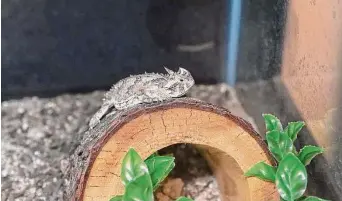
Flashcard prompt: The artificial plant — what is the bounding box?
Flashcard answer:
[245,114,329,201]
[110,148,194,201]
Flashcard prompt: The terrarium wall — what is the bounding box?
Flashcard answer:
[280,0,342,198]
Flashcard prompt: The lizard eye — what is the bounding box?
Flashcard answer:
[180,79,184,82]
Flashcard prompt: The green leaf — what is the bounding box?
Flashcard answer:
[296,197,308,201]
[120,148,149,186]
[276,153,307,201]
[123,173,154,201]
[145,156,175,190]
[266,130,294,162]
[300,196,331,201]
[109,195,123,201]
[244,161,277,182]
[284,121,305,142]
[146,152,159,160]
[263,114,283,131]
[298,146,324,166]
[175,197,194,201]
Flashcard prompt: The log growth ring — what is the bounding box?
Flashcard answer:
[70,98,277,201]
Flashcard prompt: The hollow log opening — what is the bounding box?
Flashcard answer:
[154,143,217,200]
[66,98,278,201]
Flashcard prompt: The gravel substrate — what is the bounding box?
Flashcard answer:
[1,84,257,201]
[1,93,101,201]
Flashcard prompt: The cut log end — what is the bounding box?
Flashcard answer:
[64,98,278,201]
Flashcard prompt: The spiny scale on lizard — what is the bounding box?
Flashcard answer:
[89,67,195,129]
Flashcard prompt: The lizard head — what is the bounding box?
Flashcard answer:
[164,67,195,97]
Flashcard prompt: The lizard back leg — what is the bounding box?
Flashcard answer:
[106,109,118,118]
[89,102,112,129]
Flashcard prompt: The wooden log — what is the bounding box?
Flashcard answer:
[64,98,278,201]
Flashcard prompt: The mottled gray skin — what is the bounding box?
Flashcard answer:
[89,67,195,129]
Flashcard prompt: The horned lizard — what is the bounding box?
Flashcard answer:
[89,67,195,129]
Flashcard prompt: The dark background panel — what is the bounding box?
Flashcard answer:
[1,0,285,100]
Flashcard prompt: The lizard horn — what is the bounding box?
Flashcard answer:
[177,67,190,76]
[164,66,175,75]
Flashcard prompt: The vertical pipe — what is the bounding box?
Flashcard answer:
[225,0,242,86]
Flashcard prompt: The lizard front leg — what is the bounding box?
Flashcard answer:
[89,102,113,129]
[144,87,171,102]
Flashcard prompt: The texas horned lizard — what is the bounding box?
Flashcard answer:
[89,67,195,129]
